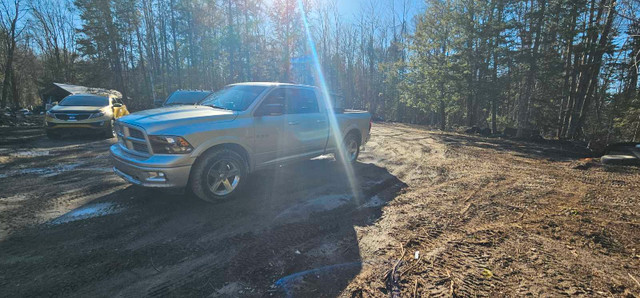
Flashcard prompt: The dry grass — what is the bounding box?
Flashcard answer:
[348,123,640,297]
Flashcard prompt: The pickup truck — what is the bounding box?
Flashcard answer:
[110,82,371,202]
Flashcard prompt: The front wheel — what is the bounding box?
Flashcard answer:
[189,148,248,202]
[103,119,115,139]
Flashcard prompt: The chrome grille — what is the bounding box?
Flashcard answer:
[116,123,151,156]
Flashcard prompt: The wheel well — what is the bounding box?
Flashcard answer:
[196,143,250,168]
[346,129,362,144]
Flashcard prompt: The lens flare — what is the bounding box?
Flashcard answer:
[297,0,361,203]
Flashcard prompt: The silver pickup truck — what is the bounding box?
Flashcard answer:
[110,82,371,202]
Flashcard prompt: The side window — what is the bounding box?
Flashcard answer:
[286,88,319,114]
[256,88,285,116]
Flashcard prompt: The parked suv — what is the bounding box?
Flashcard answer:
[45,94,129,139]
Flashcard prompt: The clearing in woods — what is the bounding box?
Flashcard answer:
[0,123,639,296]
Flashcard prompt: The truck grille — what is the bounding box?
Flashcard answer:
[116,123,151,156]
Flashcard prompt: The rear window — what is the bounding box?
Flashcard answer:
[286,88,319,114]
[59,95,109,107]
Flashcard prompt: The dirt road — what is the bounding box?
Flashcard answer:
[1,123,639,297]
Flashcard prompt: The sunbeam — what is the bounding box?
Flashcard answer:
[296,0,362,204]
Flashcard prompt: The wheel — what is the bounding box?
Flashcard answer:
[336,133,360,164]
[190,148,248,202]
[103,119,115,138]
[46,130,60,139]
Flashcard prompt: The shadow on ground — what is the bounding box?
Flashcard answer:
[435,132,592,161]
[0,158,404,297]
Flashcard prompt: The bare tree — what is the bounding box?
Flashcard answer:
[0,0,26,108]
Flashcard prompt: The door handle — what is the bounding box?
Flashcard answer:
[288,121,300,125]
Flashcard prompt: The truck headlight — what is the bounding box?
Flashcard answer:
[149,135,193,154]
[89,112,105,119]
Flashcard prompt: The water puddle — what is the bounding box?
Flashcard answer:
[274,194,352,224]
[9,150,50,157]
[50,202,122,225]
[0,194,29,202]
[0,163,84,179]
[360,194,386,208]
[273,262,362,297]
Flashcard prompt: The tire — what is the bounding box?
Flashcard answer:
[103,119,115,139]
[46,130,60,140]
[335,132,361,164]
[190,148,248,202]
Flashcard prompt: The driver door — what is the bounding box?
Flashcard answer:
[252,88,287,167]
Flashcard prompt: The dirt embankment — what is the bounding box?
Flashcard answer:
[348,124,640,297]
[0,123,639,297]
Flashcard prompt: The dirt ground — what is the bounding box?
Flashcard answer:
[0,123,639,297]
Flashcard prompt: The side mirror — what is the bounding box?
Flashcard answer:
[112,103,123,108]
[255,104,284,117]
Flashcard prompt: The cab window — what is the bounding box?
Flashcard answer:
[286,88,319,114]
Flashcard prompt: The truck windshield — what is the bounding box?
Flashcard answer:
[164,90,213,106]
[199,85,267,111]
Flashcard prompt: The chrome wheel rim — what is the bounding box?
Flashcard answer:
[206,159,241,196]
[346,138,358,161]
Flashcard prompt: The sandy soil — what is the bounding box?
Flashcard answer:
[0,123,638,297]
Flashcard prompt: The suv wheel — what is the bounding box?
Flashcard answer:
[190,148,248,202]
[104,119,115,138]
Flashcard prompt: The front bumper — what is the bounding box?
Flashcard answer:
[45,116,110,131]
[110,144,192,188]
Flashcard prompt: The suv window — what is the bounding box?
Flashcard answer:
[286,88,319,114]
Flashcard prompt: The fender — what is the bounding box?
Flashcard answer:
[191,135,255,169]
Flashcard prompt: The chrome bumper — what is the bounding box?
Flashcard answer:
[110,145,192,188]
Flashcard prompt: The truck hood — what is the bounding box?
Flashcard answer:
[118,105,236,134]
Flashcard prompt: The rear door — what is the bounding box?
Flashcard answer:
[284,87,328,157]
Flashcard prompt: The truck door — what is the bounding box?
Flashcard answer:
[252,88,287,166]
[284,88,329,157]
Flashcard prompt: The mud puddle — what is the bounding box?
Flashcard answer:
[49,202,123,225]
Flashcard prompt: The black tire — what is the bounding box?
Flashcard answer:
[189,148,248,203]
[335,132,361,164]
[103,119,115,139]
[46,130,60,140]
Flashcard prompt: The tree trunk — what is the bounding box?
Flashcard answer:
[0,1,20,108]
[516,0,546,138]
[566,0,616,139]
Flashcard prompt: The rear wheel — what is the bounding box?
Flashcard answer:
[336,133,360,164]
[190,148,248,202]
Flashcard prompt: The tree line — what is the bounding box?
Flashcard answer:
[0,0,639,142]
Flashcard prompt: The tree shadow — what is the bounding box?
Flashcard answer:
[435,132,592,161]
[0,158,404,297]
